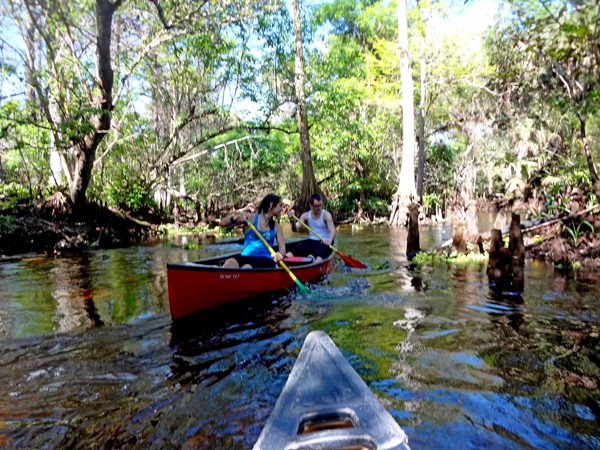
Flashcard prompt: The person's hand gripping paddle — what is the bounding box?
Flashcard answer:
[289,212,367,269]
[245,218,312,294]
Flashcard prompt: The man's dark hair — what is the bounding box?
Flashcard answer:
[309,194,322,205]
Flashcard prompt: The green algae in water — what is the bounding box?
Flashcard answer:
[310,304,407,381]
[370,261,392,270]
[413,249,488,264]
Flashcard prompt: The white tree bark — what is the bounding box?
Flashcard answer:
[390,0,416,227]
[397,0,416,200]
[417,49,425,199]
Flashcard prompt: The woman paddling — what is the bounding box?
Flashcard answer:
[219,194,286,269]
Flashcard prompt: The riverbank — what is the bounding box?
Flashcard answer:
[3,194,600,270]
[0,193,160,257]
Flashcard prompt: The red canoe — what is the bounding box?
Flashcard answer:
[167,240,335,319]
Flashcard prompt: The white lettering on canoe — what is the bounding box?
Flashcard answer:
[220,274,241,279]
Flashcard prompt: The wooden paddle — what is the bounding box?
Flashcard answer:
[245,219,311,294]
[292,215,367,269]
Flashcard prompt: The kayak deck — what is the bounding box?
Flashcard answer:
[253,330,410,450]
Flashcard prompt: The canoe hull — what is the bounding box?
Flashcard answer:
[167,241,334,319]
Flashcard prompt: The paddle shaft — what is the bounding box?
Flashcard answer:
[291,214,367,268]
[245,219,309,292]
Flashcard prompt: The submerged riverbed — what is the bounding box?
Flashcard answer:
[0,222,599,449]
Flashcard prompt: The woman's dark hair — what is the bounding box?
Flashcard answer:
[258,194,281,228]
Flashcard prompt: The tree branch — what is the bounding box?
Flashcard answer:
[156,107,219,160]
[538,0,561,26]
[112,30,185,107]
[148,0,210,30]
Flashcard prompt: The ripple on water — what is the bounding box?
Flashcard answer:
[0,225,599,449]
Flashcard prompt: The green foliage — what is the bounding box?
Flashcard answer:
[586,193,597,209]
[1,0,597,225]
[564,220,594,248]
[363,196,389,215]
[484,0,600,207]
[157,224,212,236]
[324,197,357,216]
[0,182,30,202]
[422,192,442,212]
[104,179,156,212]
[0,215,15,234]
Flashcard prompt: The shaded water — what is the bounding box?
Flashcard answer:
[0,221,599,449]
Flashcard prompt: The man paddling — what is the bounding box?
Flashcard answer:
[286,194,336,263]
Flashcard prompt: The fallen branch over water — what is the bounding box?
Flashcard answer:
[110,209,151,227]
[516,204,600,234]
[425,204,600,252]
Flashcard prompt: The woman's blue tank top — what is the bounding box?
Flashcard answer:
[241,214,276,258]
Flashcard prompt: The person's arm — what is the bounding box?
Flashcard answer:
[298,212,310,231]
[288,210,308,232]
[287,209,298,232]
[274,224,285,262]
[323,211,336,246]
[219,211,249,229]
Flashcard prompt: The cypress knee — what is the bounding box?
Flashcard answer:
[477,235,484,253]
[487,229,510,279]
[173,202,180,229]
[494,208,508,229]
[452,221,467,253]
[465,200,479,243]
[489,229,503,255]
[508,213,525,262]
[407,203,421,257]
[552,235,568,266]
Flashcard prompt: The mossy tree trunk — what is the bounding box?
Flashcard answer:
[390,0,416,227]
[290,0,322,213]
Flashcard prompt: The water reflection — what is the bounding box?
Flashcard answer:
[0,222,599,449]
[169,297,294,386]
[487,286,525,332]
[51,255,104,331]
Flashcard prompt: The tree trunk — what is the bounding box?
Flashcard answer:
[494,207,508,229]
[508,212,525,262]
[465,199,479,243]
[23,11,36,112]
[290,0,322,212]
[489,229,503,255]
[417,50,425,199]
[552,235,568,265]
[407,203,420,257]
[579,118,600,201]
[358,185,365,218]
[487,229,509,279]
[179,165,186,196]
[70,0,120,209]
[390,0,416,226]
[452,221,467,253]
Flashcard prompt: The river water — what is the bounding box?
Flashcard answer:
[0,219,599,449]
